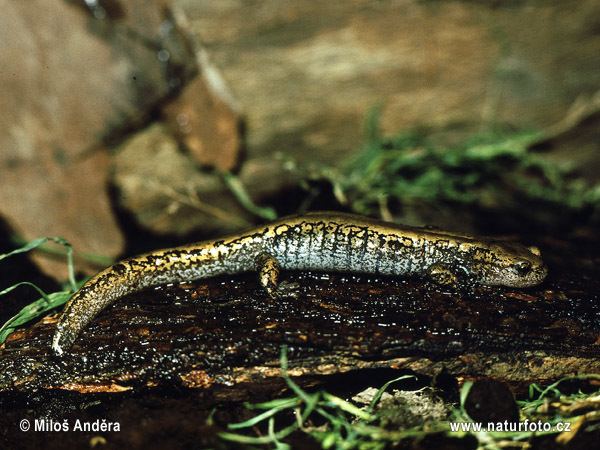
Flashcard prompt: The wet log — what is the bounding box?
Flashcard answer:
[0,237,598,394]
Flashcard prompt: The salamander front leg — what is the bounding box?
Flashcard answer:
[255,253,300,299]
[427,263,477,295]
[427,263,459,286]
[256,253,280,298]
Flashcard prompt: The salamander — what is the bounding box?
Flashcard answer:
[51,211,547,355]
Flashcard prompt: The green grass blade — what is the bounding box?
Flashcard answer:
[322,392,374,421]
[279,346,317,406]
[0,281,52,302]
[51,237,76,292]
[368,374,416,411]
[221,171,278,220]
[536,374,600,400]
[247,396,299,410]
[0,237,50,262]
[0,236,81,343]
[1,236,77,292]
[219,421,299,445]
[10,235,113,269]
[0,290,71,343]
[269,417,292,450]
[228,401,299,430]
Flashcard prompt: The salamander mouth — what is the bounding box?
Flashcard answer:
[533,265,548,284]
[484,263,547,287]
[511,264,548,287]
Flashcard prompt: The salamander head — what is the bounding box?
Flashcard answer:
[474,242,547,288]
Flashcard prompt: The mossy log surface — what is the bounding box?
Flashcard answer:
[0,237,598,394]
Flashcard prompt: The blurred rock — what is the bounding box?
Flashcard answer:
[163,49,243,171]
[377,388,450,429]
[0,0,241,277]
[4,0,597,270]
[174,0,600,188]
[463,379,520,423]
[533,91,600,184]
[109,0,600,239]
[113,124,282,236]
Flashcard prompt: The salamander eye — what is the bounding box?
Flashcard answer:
[513,261,532,275]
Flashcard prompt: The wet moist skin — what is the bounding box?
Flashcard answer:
[52,212,547,355]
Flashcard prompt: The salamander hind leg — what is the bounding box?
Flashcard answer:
[255,253,300,299]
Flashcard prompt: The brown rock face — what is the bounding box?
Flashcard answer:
[2,0,598,273]
[173,0,600,176]
[0,0,131,276]
[112,0,600,236]
[181,0,600,154]
[0,0,241,276]
[162,52,243,171]
[112,124,282,236]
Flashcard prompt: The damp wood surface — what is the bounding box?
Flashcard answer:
[0,236,598,394]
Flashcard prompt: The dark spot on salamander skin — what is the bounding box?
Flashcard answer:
[386,239,404,252]
[103,272,120,283]
[112,263,127,275]
[123,258,143,270]
[163,250,182,258]
[345,227,354,268]
[143,254,160,266]
[331,222,342,257]
[360,226,370,260]
[434,239,450,249]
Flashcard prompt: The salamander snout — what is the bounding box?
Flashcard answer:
[506,258,548,287]
[481,243,548,287]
